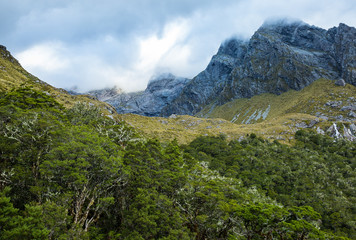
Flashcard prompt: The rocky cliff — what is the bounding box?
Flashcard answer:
[88,73,190,116]
[162,20,356,116]
[161,39,248,116]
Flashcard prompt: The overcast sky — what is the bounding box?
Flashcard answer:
[1,0,356,92]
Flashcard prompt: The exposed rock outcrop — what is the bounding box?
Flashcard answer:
[326,123,356,141]
[87,86,124,101]
[161,39,248,115]
[1,45,21,65]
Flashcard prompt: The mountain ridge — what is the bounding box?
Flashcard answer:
[89,20,356,118]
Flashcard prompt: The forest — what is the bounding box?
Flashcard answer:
[0,87,355,239]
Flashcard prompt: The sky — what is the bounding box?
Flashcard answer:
[1,0,356,92]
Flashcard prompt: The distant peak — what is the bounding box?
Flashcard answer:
[337,22,354,31]
[259,18,307,31]
[0,44,21,65]
[220,38,247,48]
[149,73,176,83]
[218,38,248,56]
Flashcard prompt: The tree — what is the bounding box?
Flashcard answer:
[117,139,192,239]
[0,87,63,206]
[0,188,49,240]
[40,125,125,231]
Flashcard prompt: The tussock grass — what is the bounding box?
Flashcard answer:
[120,113,321,144]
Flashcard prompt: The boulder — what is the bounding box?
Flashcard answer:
[335,79,346,86]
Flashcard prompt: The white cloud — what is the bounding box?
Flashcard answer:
[134,19,191,78]
[15,19,192,92]
[16,42,69,71]
[16,41,125,92]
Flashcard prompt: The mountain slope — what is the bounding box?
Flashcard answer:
[162,20,356,116]
[0,45,116,115]
[121,79,356,144]
[197,79,356,124]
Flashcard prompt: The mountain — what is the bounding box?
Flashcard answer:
[87,20,355,118]
[162,20,356,116]
[87,73,190,116]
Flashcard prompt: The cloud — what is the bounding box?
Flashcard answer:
[16,42,69,72]
[135,19,190,71]
[1,0,356,92]
[14,19,193,92]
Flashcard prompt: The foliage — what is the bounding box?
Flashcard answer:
[184,133,355,238]
[0,87,354,239]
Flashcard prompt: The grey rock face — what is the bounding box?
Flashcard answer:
[162,39,248,115]
[350,123,356,134]
[327,23,356,86]
[340,104,356,111]
[88,73,190,117]
[162,20,356,116]
[325,122,356,141]
[327,123,343,139]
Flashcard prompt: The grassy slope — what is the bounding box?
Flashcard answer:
[0,46,116,115]
[197,79,356,124]
[122,79,356,144]
[120,113,319,144]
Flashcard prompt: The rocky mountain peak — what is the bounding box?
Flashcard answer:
[258,18,307,33]
[217,38,248,57]
[86,86,124,102]
[86,20,356,118]
[146,73,189,94]
[255,19,331,52]
[161,20,356,117]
